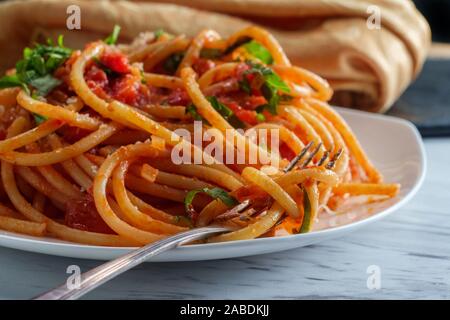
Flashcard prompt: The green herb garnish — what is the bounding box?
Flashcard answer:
[57,35,65,48]
[243,40,273,65]
[104,25,121,45]
[0,75,26,92]
[186,97,245,128]
[186,103,204,121]
[154,28,165,40]
[92,57,114,76]
[140,70,147,84]
[173,215,194,228]
[240,61,290,115]
[184,187,238,215]
[206,96,245,129]
[0,36,72,96]
[238,77,252,94]
[255,112,266,122]
[299,188,312,233]
[259,83,280,115]
[29,74,62,97]
[33,113,48,125]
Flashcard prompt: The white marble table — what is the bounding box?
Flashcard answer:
[0,138,448,300]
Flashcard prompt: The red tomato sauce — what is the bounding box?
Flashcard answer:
[84,49,192,108]
[0,129,6,141]
[279,143,296,161]
[213,63,269,126]
[65,193,115,234]
[192,58,215,76]
[100,50,130,74]
[165,88,191,106]
[59,126,90,144]
[84,49,148,106]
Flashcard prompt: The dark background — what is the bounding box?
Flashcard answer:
[413,0,450,43]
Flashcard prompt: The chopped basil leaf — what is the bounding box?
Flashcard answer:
[154,28,165,39]
[187,97,246,128]
[45,53,65,71]
[93,57,115,76]
[33,113,48,125]
[299,188,312,233]
[245,61,273,76]
[29,74,62,96]
[204,187,238,206]
[30,54,46,75]
[242,61,291,115]
[184,190,199,211]
[163,52,184,74]
[173,215,194,228]
[185,103,213,126]
[186,103,204,121]
[245,61,290,93]
[104,25,121,45]
[140,70,147,84]
[207,96,232,118]
[21,70,37,83]
[256,112,266,122]
[0,36,71,96]
[0,74,25,90]
[184,187,238,214]
[255,85,279,115]
[264,72,290,94]
[207,96,245,129]
[57,35,65,48]
[238,78,251,94]
[243,40,273,65]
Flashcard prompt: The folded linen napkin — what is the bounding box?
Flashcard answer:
[135,0,431,112]
[0,0,431,112]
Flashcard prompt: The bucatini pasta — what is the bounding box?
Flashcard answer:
[0,25,399,246]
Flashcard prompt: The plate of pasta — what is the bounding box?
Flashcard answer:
[0,26,425,261]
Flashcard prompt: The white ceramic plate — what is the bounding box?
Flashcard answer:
[0,108,426,261]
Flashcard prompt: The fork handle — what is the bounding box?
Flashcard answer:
[33,226,229,300]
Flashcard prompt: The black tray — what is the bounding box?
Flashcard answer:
[387,59,450,137]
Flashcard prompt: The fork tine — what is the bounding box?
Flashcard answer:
[283,141,313,173]
[326,148,343,170]
[301,142,322,168]
[215,207,257,222]
[219,199,252,218]
[220,142,316,219]
[317,150,330,167]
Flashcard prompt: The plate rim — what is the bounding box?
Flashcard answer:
[0,108,427,258]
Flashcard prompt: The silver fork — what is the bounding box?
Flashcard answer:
[33,226,231,300]
[34,142,341,300]
[216,142,342,219]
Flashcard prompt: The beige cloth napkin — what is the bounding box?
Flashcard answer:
[0,0,431,112]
